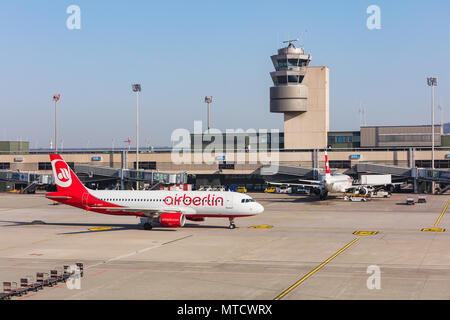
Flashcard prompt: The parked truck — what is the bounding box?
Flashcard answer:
[360,174,392,185]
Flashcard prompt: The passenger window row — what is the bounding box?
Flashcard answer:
[99,198,162,202]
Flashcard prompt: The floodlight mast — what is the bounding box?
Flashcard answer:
[427,77,438,193]
[204,96,213,131]
[132,84,141,190]
[52,94,61,154]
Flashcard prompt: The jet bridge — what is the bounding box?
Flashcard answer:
[260,164,315,179]
[0,170,52,193]
[74,163,187,189]
[355,162,450,194]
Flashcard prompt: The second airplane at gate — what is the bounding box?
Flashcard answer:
[46,154,264,230]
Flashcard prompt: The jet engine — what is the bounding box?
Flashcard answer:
[358,187,369,195]
[159,212,186,227]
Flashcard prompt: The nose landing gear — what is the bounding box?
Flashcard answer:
[228,218,236,229]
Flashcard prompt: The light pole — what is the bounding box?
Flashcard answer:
[204,96,213,132]
[132,84,141,190]
[427,77,438,193]
[52,94,61,154]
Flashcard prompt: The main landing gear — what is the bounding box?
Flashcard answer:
[140,217,153,230]
[228,218,236,229]
[319,190,328,200]
[143,223,153,230]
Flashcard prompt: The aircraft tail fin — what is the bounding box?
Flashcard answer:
[49,154,87,194]
[324,151,331,179]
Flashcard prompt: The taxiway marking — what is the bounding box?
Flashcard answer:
[434,199,450,227]
[249,225,273,229]
[85,234,193,269]
[274,237,360,300]
[0,246,16,252]
[31,239,52,244]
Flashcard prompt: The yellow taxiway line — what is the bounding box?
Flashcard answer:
[435,199,450,227]
[274,237,360,300]
[0,246,16,252]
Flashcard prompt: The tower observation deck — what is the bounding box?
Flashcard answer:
[270,40,312,112]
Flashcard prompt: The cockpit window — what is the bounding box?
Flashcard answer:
[241,199,255,203]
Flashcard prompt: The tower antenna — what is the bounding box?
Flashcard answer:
[282,38,299,47]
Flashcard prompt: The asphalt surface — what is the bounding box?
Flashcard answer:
[0,191,449,300]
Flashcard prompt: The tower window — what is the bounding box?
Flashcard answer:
[277,59,309,68]
[276,75,303,84]
[287,75,302,83]
[277,76,287,84]
[277,59,287,67]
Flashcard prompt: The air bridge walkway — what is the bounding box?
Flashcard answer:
[0,171,52,193]
[73,164,187,188]
[0,164,187,192]
[355,163,450,183]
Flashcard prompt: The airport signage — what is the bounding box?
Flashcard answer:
[445,154,450,159]
[14,157,24,162]
[219,162,234,170]
[216,155,226,161]
[91,156,102,161]
[349,154,361,159]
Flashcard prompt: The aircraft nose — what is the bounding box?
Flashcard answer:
[255,203,264,214]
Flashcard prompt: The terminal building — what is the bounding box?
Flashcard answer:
[0,41,449,192]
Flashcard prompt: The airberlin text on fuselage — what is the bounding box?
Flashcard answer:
[164,194,224,206]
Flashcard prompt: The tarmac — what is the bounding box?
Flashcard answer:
[0,191,449,300]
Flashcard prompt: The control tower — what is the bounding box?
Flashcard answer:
[270,40,329,149]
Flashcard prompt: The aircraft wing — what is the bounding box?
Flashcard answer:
[266,181,320,188]
[297,179,322,185]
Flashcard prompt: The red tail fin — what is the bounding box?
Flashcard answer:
[324,151,331,177]
[50,154,87,195]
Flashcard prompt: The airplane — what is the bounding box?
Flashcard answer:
[45,154,264,230]
[266,152,401,200]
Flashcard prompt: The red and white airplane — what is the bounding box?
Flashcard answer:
[45,154,264,230]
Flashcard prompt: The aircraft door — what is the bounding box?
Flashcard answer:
[226,194,233,209]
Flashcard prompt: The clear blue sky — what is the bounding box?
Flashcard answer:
[1,0,449,148]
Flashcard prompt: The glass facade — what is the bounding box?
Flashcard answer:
[379,134,437,143]
[191,132,284,151]
[134,161,156,170]
[277,59,309,68]
[416,160,450,169]
[0,162,10,169]
[327,131,361,148]
[276,75,304,84]
[329,160,351,169]
[38,162,52,170]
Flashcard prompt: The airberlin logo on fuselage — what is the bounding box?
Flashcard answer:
[164,194,224,207]
[52,159,72,188]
